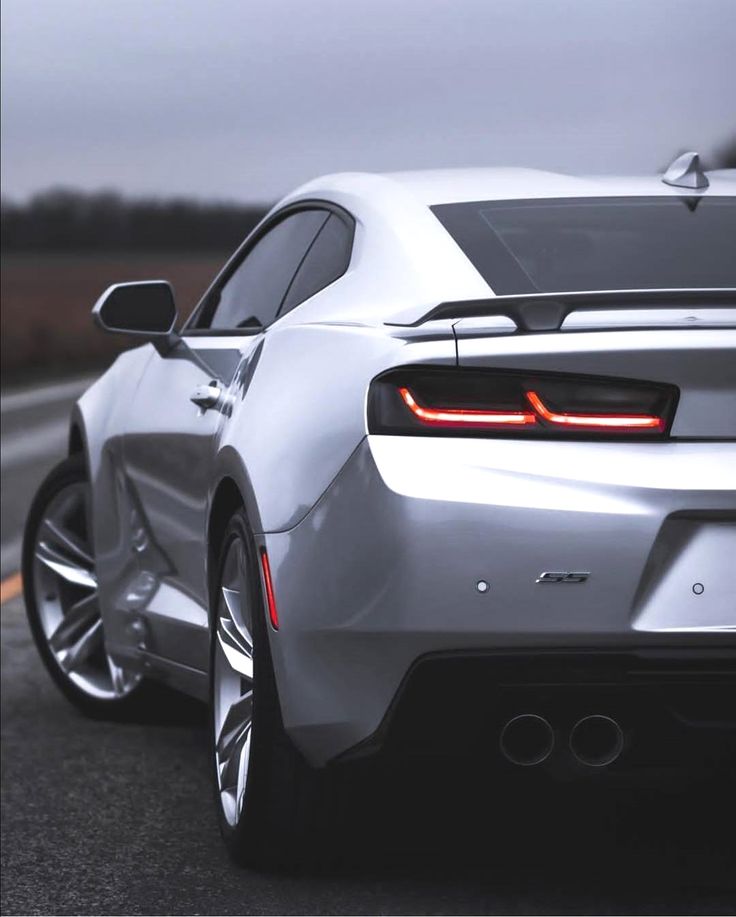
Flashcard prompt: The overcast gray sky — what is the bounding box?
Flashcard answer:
[1,0,734,203]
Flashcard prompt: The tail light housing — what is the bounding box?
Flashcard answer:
[368,368,678,439]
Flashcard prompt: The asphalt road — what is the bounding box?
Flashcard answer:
[2,377,735,915]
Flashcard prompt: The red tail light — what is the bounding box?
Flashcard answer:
[399,386,537,427]
[368,368,677,439]
[525,391,664,431]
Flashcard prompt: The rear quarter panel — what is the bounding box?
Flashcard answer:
[213,321,457,534]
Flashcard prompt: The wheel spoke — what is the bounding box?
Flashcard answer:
[33,475,141,701]
[217,690,253,762]
[219,720,251,791]
[217,616,253,679]
[41,518,93,567]
[48,592,99,653]
[217,582,253,679]
[221,584,240,617]
[214,538,257,825]
[36,540,97,590]
[236,729,252,816]
[57,617,103,673]
[221,587,253,649]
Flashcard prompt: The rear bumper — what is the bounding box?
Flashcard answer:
[341,649,736,773]
[264,436,736,766]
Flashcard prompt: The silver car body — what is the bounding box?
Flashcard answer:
[70,168,736,765]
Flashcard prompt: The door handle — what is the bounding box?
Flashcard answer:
[190,382,222,411]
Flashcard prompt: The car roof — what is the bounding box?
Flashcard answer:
[272,165,736,328]
[290,166,736,207]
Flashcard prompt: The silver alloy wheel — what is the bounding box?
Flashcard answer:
[213,537,255,827]
[33,481,140,700]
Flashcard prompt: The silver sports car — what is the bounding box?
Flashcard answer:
[24,153,736,866]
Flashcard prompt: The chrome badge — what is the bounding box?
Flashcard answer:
[536,571,590,584]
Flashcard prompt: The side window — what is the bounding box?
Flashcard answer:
[278,214,353,318]
[207,210,328,329]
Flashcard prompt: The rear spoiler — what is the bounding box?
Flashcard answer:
[386,289,736,333]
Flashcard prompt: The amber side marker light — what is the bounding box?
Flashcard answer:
[398,386,537,427]
[259,549,279,630]
[525,391,664,430]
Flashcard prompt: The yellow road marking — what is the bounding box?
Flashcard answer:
[0,572,23,604]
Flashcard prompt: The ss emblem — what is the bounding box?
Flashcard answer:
[536,571,590,584]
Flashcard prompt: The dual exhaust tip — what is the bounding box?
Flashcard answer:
[499,713,624,767]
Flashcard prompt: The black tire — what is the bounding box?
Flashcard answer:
[23,454,150,719]
[211,509,344,869]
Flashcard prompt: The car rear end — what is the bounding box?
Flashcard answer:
[363,321,736,771]
[271,186,736,777]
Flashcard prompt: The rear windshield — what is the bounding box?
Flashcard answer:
[431,196,736,294]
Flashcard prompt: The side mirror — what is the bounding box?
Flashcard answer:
[93,281,179,354]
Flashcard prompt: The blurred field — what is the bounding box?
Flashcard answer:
[0,252,226,380]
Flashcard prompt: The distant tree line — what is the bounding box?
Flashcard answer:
[1,188,270,252]
[3,138,734,253]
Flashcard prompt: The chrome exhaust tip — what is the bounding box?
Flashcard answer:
[499,714,554,766]
[569,715,624,767]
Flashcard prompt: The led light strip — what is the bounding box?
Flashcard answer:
[399,386,663,431]
[398,387,537,426]
[525,391,663,429]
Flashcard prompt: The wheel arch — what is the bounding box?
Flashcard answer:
[207,476,245,586]
[207,448,265,624]
[68,421,84,456]
[68,405,92,481]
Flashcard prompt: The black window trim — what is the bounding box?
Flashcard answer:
[182,199,355,335]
